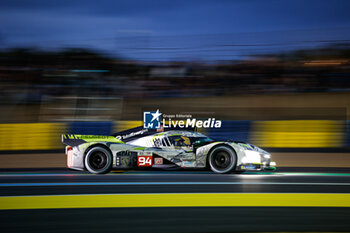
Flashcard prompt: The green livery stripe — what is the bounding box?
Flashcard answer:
[64,134,124,144]
[133,147,146,150]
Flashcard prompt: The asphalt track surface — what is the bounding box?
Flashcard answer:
[1,167,350,232]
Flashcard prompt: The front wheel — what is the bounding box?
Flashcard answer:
[208,146,236,173]
[84,146,112,174]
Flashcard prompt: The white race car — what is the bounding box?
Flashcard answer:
[62,126,276,174]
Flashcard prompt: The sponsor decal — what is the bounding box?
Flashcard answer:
[154,157,163,165]
[183,161,194,167]
[115,129,148,140]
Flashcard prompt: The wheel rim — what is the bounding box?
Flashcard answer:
[88,151,108,170]
[211,150,232,171]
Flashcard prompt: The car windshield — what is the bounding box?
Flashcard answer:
[167,135,213,147]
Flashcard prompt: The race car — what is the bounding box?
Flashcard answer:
[62,126,276,174]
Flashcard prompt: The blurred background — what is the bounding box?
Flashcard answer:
[2,2,350,232]
[0,0,350,157]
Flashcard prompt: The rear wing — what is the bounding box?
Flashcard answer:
[62,134,124,147]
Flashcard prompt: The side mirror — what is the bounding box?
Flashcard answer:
[192,140,201,151]
[193,140,201,146]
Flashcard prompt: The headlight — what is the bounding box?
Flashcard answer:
[242,150,261,163]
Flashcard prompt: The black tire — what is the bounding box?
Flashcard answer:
[84,146,112,174]
[208,145,236,174]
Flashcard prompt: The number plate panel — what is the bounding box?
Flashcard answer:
[137,151,153,167]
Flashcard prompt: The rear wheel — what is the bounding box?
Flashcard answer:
[84,146,112,174]
[208,145,236,173]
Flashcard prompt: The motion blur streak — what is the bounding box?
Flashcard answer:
[114,121,143,132]
[0,123,65,150]
[0,120,348,152]
[1,193,350,210]
[252,120,344,148]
